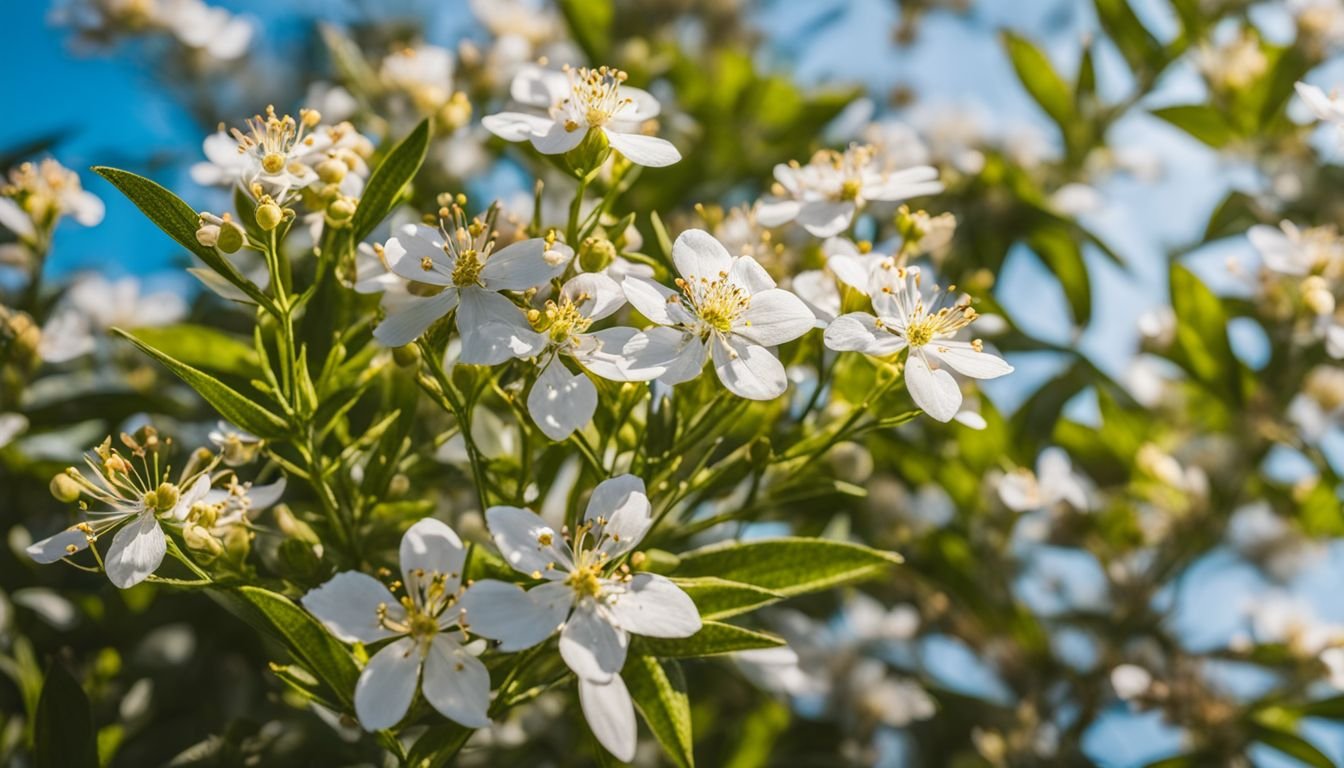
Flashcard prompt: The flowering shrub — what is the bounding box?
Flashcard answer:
[5,1,1344,766]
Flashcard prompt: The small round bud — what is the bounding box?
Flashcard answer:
[389,473,410,497]
[256,200,284,231]
[317,158,348,184]
[195,223,221,248]
[184,523,224,560]
[438,92,473,131]
[392,344,421,367]
[216,220,245,253]
[154,482,180,513]
[327,197,356,222]
[50,473,82,503]
[578,236,617,272]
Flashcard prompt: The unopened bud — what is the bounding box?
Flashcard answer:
[317,158,348,184]
[184,523,224,560]
[392,344,421,367]
[154,482,180,513]
[327,197,356,222]
[1302,276,1335,316]
[256,200,284,231]
[578,236,617,272]
[438,92,473,131]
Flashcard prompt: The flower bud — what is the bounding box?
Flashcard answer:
[153,482,180,513]
[392,344,421,367]
[317,158,348,185]
[256,200,284,231]
[184,523,224,560]
[438,92,473,132]
[578,236,617,272]
[1302,276,1335,316]
[50,472,82,503]
[326,197,356,223]
[274,504,322,546]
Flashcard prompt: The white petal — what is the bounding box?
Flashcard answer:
[905,353,961,422]
[926,341,1013,379]
[796,200,856,238]
[483,505,571,577]
[828,253,874,293]
[26,527,93,564]
[385,224,455,285]
[481,238,567,291]
[574,327,654,381]
[607,573,701,638]
[202,130,240,166]
[560,600,628,683]
[244,478,287,510]
[510,65,571,107]
[104,511,166,589]
[482,111,556,142]
[401,518,467,598]
[457,288,546,364]
[823,312,898,355]
[621,277,680,325]
[355,637,420,731]
[865,165,943,201]
[563,272,626,321]
[528,357,598,440]
[530,122,587,155]
[459,579,571,651]
[422,636,491,728]
[301,571,404,644]
[673,229,733,282]
[606,130,681,167]
[584,475,651,558]
[736,289,814,346]
[792,270,841,322]
[170,474,213,520]
[729,254,776,293]
[374,290,459,347]
[625,327,706,385]
[0,198,34,239]
[70,191,105,227]
[753,197,800,228]
[579,675,637,762]
[614,85,661,121]
[712,335,787,400]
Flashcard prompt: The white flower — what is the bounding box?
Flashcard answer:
[0,412,29,450]
[621,229,815,399]
[27,455,212,589]
[0,159,104,242]
[755,145,941,237]
[824,263,1012,422]
[39,274,187,363]
[524,272,656,440]
[303,519,491,731]
[459,475,701,761]
[997,447,1089,512]
[192,108,370,199]
[1247,219,1342,276]
[792,237,888,322]
[483,64,681,167]
[1296,81,1344,127]
[158,0,252,60]
[208,421,263,466]
[381,45,455,111]
[373,203,572,358]
[1110,664,1152,702]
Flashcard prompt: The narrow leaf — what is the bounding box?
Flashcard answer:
[35,660,97,768]
[1001,31,1074,130]
[113,328,289,439]
[1253,725,1334,768]
[406,724,472,768]
[626,656,694,768]
[351,119,430,244]
[127,324,260,379]
[673,537,901,598]
[634,621,784,658]
[671,577,783,621]
[1151,105,1235,148]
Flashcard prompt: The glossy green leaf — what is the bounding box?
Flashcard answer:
[626,655,693,768]
[113,328,289,438]
[1151,105,1235,148]
[1029,226,1091,325]
[127,324,260,379]
[351,118,430,244]
[1168,263,1238,396]
[1001,31,1074,130]
[672,577,783,621]
[1253,725,1334,768]
[34,660,97,768]
[1093,0,1162,73]
[634,621,784,658]
[557,0,614,62]
[673,537,901,597]
[406,724,472,768]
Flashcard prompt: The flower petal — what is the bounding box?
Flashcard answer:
[563,272,626,321]
[26,526,93,564]
[621,277,680,326]
[607,573,702,638]
[374,290,459,348]
[560,600,628,683]
[905,353,961,422]
[823,312,907,356]
[753,197,800,228]
[457,288,546,364]
[736,288,814,346]
[510,65,570,107]
[574,327,655,381]
[606,130,681,167]
[528,357,598,440]
[422,635,492,728]
[673,229,732,282]
[530,122,587,155]
[481,238,567,291]
[482,111,555,142]
[385,224,454,285]
[796,200,856,238]
[712,335,788,400]
[301,571,404,644]
[104,511,166,589]
[401,518,468,599]
[579,675,637,762]
[483,505,571,577]
[584,475,651,558]
[459,579,571,651]
[926,341,1013,379]
[354,637,420,731]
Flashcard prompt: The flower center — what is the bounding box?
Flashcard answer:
[839,178,862,201]
[678,274,750,336]
[233,106,320,179]
[538,297,592,343]
[451,249,483,287]
[562,65,632,129]
[566,563,606,599]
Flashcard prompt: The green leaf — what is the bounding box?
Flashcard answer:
[210,586,361,710]
[127,324,260,379]
[1253,725,1334,768]
[1168,264,1238,396]
[1151,105,1235,148]
[34,660,97,768]
[557,0,613,62]
[1299,695,1344,720]
[113,328,289,438]
[723,699,790,768]
[351,119,430,244]
[672,577,783,621]
[634,621,784,658]
[673,537,901,598]
[1001,31,1074,130]
[1093,0,1162,74]
[1028,226,1090,325]
[1203,190,1264,242]
[406,724,472,768]
[91,167,271,308]
[626,656,694,768]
